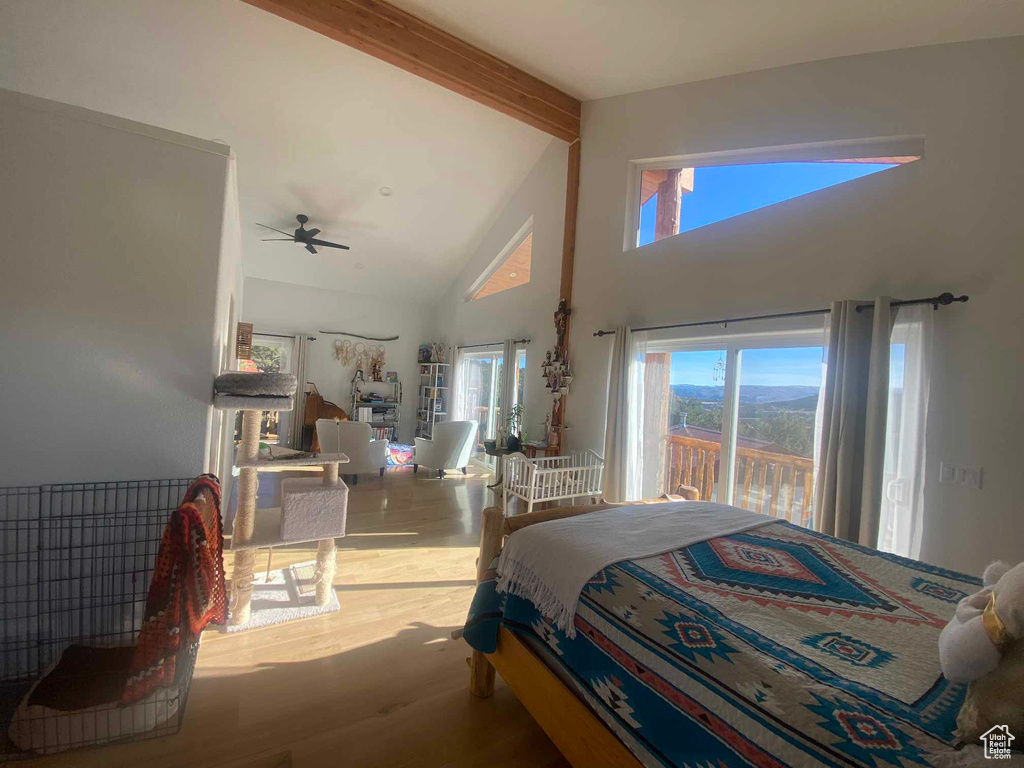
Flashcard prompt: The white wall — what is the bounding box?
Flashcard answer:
[434,139,567,441]
[0,89,236,486]
[566,37,1024,574]
[241,277,436,444]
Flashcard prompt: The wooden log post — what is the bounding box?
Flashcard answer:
[469,506,506,697]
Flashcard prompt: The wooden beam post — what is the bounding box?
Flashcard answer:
[552,139,581,451]
[241,0,580,142]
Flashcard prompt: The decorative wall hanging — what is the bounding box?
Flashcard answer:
[713,350,726,384]
[541,347,572,401]
[332,339,353,365]
[319,330,399,342]
[369,344,386,381]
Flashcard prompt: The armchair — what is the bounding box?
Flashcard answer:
[413,420,477,478]
[316,419,389,484]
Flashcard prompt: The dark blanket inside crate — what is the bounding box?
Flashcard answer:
[28,645,133,711]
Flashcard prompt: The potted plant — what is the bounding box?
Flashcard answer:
[505,404,525,453]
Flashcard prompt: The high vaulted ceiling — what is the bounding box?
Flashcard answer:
[389,0,1024,101]
[3,1,1022,303]
[0,0,552,302]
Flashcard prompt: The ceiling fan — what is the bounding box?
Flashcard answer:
[257,214,350,254]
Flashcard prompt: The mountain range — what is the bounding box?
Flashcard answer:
[671,383,819,405]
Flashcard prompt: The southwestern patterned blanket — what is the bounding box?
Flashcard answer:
[464,521,983,767]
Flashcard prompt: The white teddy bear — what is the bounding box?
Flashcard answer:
[939,561,1024,743]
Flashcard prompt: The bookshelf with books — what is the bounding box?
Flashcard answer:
[416,362,449,439]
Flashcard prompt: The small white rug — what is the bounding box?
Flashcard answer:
[225,560,339,633]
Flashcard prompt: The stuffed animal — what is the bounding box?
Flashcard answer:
[939,561,1024,742]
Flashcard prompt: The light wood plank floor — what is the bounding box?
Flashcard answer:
[27,467,567,768]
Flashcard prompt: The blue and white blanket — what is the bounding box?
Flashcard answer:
[465,520,984,767]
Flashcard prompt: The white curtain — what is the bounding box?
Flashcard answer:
[602,328,645,501]
[289,334,310,450]
[638,336,670,498]
[499,339,517,436]
[450,348,465,421]
[877,305,932,558]
[453,349,480,423]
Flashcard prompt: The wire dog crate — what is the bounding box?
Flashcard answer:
[1,479,196,758]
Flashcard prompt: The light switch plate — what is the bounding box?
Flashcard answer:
[939,461,982,489]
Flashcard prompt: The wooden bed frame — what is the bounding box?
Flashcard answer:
[467,489,699,768]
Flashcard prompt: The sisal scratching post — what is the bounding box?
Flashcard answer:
[312,462,341,606]
[230,409,261,626]
[314,538,337,607]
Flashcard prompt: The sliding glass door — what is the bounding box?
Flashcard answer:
[645,328,824,525]
[729,346,822,525]
[456,346,528,469]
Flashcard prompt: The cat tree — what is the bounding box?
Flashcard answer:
[214,373,350,626]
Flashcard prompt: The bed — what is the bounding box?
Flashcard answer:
[462,498,983,768]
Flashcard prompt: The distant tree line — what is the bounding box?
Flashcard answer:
[670,396,814,458]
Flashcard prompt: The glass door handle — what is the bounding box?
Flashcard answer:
[885,478,907,505]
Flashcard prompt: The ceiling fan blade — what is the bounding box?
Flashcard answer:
[306,243,317,254]
[261,238,295,241]
[306,228,321,238]
[256,223,295,237]
[308,238,351,251]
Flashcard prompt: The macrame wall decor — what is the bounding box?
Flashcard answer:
[332,338,386,380]
[332,339,353,365]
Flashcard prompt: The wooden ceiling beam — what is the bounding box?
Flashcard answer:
[242,0,581,142]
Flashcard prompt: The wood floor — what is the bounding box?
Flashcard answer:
[28,467,567,768]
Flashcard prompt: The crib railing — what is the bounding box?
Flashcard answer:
[503,450,605,514]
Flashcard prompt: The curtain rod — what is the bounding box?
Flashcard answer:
[458,338,531,350]
[592,293,968,337]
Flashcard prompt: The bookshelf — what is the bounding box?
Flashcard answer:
[416,362,449,439]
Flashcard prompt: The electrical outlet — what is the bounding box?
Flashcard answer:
[939,462,983,489]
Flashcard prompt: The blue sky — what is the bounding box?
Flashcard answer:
[671,347,824,387]
[638,161,897,246]
[670,345,906,389]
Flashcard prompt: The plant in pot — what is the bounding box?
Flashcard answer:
[505,404,525,453]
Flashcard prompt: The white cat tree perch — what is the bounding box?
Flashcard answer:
[214,373,350,626]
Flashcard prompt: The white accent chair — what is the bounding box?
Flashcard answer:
[316,419,389,485]
[414,420,477,478]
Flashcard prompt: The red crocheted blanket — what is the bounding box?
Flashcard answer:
[122,474,226,703]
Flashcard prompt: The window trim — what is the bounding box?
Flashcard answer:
[623,135,925,252]
[464,215,534,302]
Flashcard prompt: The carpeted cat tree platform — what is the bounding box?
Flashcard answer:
[214,373,350,627]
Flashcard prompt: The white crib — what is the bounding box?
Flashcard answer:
[502,450,605,514]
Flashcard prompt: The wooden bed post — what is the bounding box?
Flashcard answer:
[470,505,505,697]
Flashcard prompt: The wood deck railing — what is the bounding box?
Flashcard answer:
[666,434,815,526]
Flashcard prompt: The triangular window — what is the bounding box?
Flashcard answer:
[467,219,532,301]
[634,150,919,248]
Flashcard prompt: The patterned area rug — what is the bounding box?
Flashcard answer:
[225,560,339,633]
[387,443,414,466]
